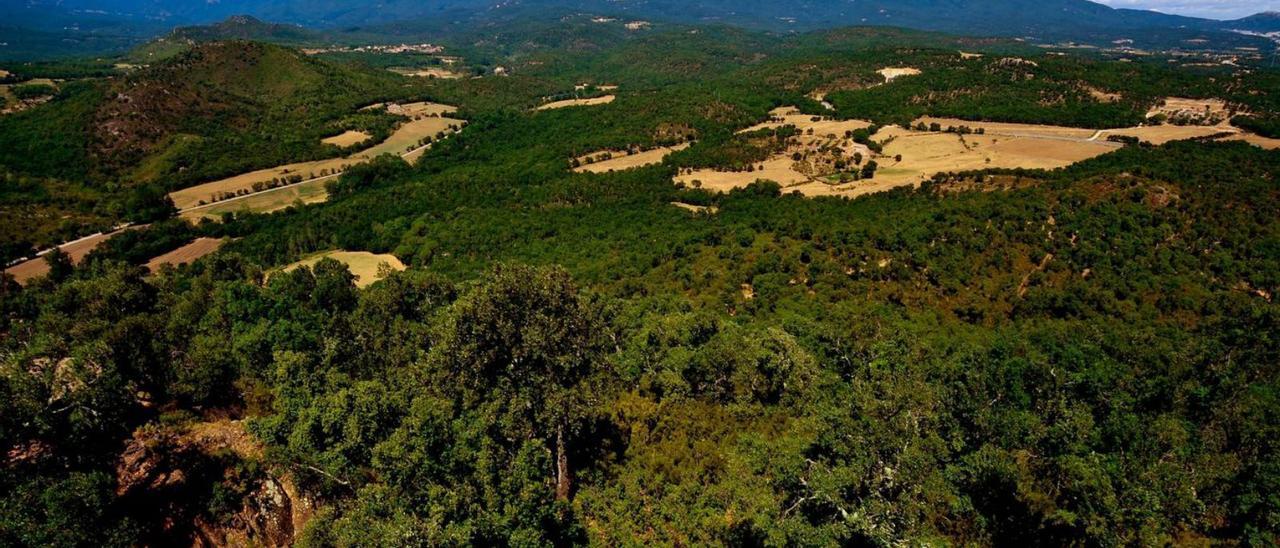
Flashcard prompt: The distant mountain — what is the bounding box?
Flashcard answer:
[2,0,1277,60]
[1224,12,1280,33]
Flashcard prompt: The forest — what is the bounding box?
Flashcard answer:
[1,18,1279,547]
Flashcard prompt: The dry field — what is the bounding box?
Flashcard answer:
[878,67,921,83]
[573,143,691,173]
[169,102,462,213]
[959,52,984,59]
[389,67,465,79]
[4,227,137,285]
[1097,124,1234,145]
[322,130,372,147]
[536,95,616,110]
[145,237,226,272]
[916,117,1100,140]
[1220,131,1280,150]
[279,250,406,288]
[737,106,872,136]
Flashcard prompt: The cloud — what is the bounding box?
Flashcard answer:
[1092,0,1280,19]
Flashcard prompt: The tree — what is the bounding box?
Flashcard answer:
[425,264,607,501]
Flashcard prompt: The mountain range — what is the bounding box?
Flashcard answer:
[2,0,1278,60]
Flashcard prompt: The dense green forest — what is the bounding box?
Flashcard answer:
[2,19,1279,547]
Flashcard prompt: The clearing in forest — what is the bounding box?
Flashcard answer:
[146,237,226,272]
[279,250,406,288]
[322,130,373,147]
[573,143,691,173]
[536,95,616,110]
[170,102,463,214]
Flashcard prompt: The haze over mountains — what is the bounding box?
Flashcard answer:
[3,0,1278,60]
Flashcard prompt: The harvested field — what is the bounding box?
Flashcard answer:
[322,130,372,147]
[959,52,983,59]
[4,227,136,285]
[536,95,616,110]
[280,251,406,288]
[878,67,921,83]
[182,176,329,221]
[145,238,226,272]
[574,143,691,173]
[169,102,462,213]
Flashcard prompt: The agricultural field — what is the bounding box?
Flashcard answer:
[180,175,329,220]
[536,95,616,110]
[389,67,465,79]
[4,227,135,285]
[321,130,372,147]
[573,143,691,173]
[168,101,463,213]
[279,250,406,287]
[677,109,1126,197]
[144,237,226,272]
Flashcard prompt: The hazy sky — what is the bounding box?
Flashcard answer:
[1093,0,1279,19]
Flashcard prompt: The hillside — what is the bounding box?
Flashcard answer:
[0,41,416,186]
[129,16,323,62]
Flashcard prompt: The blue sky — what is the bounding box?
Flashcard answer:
[1093,0,1279,19]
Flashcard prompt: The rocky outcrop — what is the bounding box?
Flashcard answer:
[114,421,310,547]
